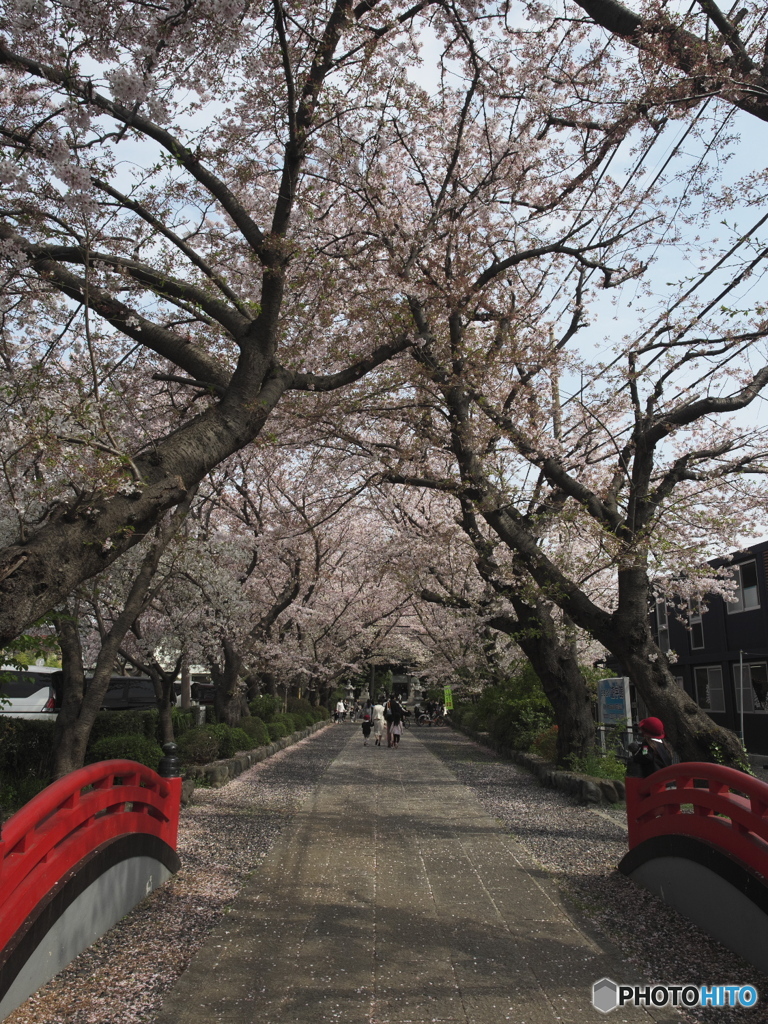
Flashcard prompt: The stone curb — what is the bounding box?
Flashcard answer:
[455,724,626,806]
[180,720,331,805]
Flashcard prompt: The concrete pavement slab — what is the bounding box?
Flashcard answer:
[154,727,677,1024]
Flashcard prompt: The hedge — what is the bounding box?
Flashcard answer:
[86,734,165,772]
[177,726,221,765]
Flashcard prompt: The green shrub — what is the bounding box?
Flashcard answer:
[89,709,159,744]
[249,695,281,722]
[0,774,50,815]
[177,726,221,765]
[240,716,270,747]
[208,723,257,757]
[488,696,554,752]
[86,734,164,771]
[459,708,481,732]
[286,696,321,725]
[532,725,559,762]
[267,719,289,741]
[208,723,237,758]
[0,718,55,779]
[171,708,196,739]
[448,705,468,726]
[229,727,252,752]
[567,750,627,781]
[286,695,311,713]
[266,712,293,735]
[314,706,330,721]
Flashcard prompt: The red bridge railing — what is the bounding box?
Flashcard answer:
[0,760,182,955]
[625,761,768,880]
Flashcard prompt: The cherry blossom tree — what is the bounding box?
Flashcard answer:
[366,482,598,762]
[280,3,768,763]
[379,261,768,763]
[0,0,456,645]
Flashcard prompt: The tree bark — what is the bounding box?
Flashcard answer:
[180,651,192,710]
[50,495,194,776]
[490,604,595,766]
[51,603,88,779]
[209,638,245,727]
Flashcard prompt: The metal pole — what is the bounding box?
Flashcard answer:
[739,649,745,745]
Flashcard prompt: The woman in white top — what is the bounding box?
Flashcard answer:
[371,702,386,746]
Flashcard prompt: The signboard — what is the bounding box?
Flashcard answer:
[597,677,630,726]
[443,686,454,710]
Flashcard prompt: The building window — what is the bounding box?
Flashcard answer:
[693,666,725,712]
[689,599,704,650]
[727,561,760,614]
[734,662,768,713]
[655,598,669,652]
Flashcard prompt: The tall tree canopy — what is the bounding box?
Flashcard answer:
[2,0,768,768]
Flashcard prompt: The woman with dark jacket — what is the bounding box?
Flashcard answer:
[628,717,678,777]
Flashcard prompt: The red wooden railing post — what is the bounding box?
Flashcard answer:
[624,776,643,848]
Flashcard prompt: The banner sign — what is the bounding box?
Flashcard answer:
[597,677,630,726]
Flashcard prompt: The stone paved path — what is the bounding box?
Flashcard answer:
[154,727,675,1024]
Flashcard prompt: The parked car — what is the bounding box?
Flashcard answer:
[0,667,62,720]
[0,668,172,717]
[97,676,161,711]
[190,681,215,705]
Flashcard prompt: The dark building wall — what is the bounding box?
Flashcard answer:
[660,540,768,755]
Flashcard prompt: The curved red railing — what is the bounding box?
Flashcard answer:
[0,760,182,955]
[625,762,768,880]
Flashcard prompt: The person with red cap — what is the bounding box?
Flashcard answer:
[628,717,678,777]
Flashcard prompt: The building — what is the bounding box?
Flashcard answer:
[654,539,768,755]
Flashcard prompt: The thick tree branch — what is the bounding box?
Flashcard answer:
[645,364,768,446]
[573,0,768,122]
[288,333,413,393]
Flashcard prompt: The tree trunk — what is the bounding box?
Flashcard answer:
[0,399,271,645]
[609,630,744,764]
[180,652,192,710]
[52,606,89,778]
[520,638,595,766]
[143,666,176,744]
[490,603,595,766]
[244,671,260,702]
[478,506,746,767]
[50,496,194,776]
[210,638,244,726]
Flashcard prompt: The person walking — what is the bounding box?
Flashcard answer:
[384,696,394,746]
[389,694,406,747]
[391,719,403,747]
[335,698,345,724]
[361,705,372,745]
[371,700,386,746]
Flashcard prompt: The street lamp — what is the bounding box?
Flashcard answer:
[739,649,745,745]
